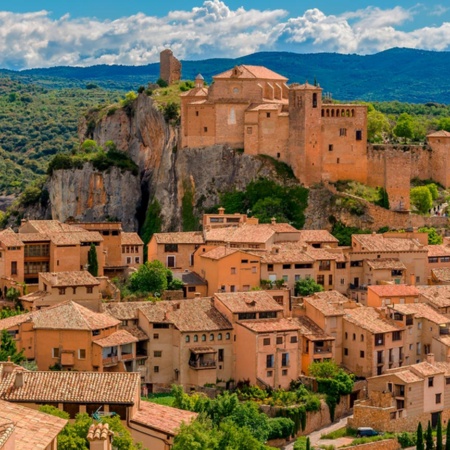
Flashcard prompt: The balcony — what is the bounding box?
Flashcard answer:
[377,355,385,365]
[189,359,216,369]
[121,353,134,361]
[440,326,450,335]
[103,355,118,366]
[136,349,148,358]
[189,347,217,370]
[314,343,333,354]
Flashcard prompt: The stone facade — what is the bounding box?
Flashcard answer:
[159,49,181,85]
[180,63,450,209]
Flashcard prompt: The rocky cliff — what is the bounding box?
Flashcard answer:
[48,93,284,233]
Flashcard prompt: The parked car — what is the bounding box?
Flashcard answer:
[357,427,380,437]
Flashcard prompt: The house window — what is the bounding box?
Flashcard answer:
[361,334,364,342]
[317,275,325,286]
[282,369,288,376]
[78,349,86,359]
[268,264,274,272]
[194,335,198,342]
[312,93,317,108]
[164,244,178,253]
[226,333,231,340]
[231,267,236,274]
[135,257,140,264]
[328,274,333,285]
[188,286,196,292]
[436,393,442,404]
[267,371,273,377]
[201,334,206,342]
[281,353,289,367]
[328,144,333,151]
[344,348,348,356]
[126,257,131,264]
[195,111,199,116]
[429,377,434,387]
[353,333,356,341]
[153,333,159,339]
[392,331,401,341]
[276,337,283,345]
[263,338,270,346]
[154,351,162,357]
[360,350,365,358]
[52,348,60,358]
[340,128,347,136]
[210,333,214,341]
[266,112,271,118]
[375,334,384,346]
[154,366,159,373]
[290,336,298,343]
[218,349,224,362]
[11,261,17,275]
[218,333,222,341]
[266,355,274,368]
[282,264,291,269]
[356,130,362,140]
[429,257,438,263]
[446,377,450,385]
[185,335,190,343]
[58,288,66,295]
[204,127,208,132]
[87,286,93,294]
[167,256,176,268]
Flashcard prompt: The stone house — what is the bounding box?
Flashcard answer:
[366,284,420,308]
[418,285,450,314]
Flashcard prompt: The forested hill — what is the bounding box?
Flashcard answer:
[4,48,450,103]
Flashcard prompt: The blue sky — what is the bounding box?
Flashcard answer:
[1,1,450,69]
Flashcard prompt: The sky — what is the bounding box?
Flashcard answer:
[1,0,450,69]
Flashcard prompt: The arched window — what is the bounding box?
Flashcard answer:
[218,333,223,340]
[202,334,206,342]
[194,335,198,342]
[312,92,317,108]
[321,109,324,117]
[228,107,236,125]
[346,109,350,117]
[351,109,355,117]
[331,109,335,117]
[226,333,231,340]
[341,109,345,117]
[326,109,330,117]
[185,335,190,343]
[336,109,340,117]
[210,333,214,341]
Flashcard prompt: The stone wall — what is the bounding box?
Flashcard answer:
[160,49,182,85]
[346,440,400,450]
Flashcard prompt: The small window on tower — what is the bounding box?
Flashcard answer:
[204,127,208,132]
[266,112,271,118]
[195,111,199,116]
[329,144,333,152]
[356,130,362,140]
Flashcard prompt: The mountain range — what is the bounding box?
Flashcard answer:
[1,48,450,103]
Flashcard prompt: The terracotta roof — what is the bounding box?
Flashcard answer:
[0,312,33,330]
[32,301,119,330]
[0,229,24,247]
[103,301,150,320]
[298,230,338,244]
[391,303,450,325]
[154,232,204,245]
[121,232,144,246]
[200,246,241,260]
[214,291,283,313]
[40,271,100,287]
[431,268,450,282]
[131,401,197,435]
[172,271,207,286]
[426,244,450,257]
[0,399,67,449]
[87,423,114,442]
[214,65,288,81]
[344,307,402,334]
[389,370,422,383]
[1,371,140,404]
[180,87,208,98]
[418,285,450,307]
[122,325,149,341]
[239,318,301,333]
[292,82,321,90]
[17,233,51,242]
[0,417,14,448]
[139,298,233,332]
[411,361,445,377]
[93,329,138,347]
[19,290,51,303]
[304,247,341,261]
[352,234,425,252]
[365,259,406,270]
[190,346,217,354]
[260,242,314,264]
[20,220,85,234]
[304,291,350,316]
[368,285,419,297]
[428,130,450,138]
[295,316,334,341]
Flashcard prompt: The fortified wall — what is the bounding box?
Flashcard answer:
[159,49,182,85]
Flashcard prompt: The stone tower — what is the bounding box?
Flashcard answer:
[160,49,182,85]
[288,83,323,185]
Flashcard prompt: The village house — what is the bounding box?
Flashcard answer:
[417,285,450,314]
[366,284,420,307]
[426,243,450,283]
[429,267,450,285]
[171,270,208,298]
[0,361,197,450]
[349,355,450,432]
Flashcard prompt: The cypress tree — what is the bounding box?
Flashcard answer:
[445,421,450,450]
[87,243,99,277]
[417,422,424,450]
[426,421,434,450]
[437,415,443,450]
[306,436,311,450]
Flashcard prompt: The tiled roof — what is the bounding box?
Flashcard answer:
[431,268,450,282]
[344,307,402,334]
[239,318,301,333]
[18,233,51,242]
[40,271,100,287]
[20,220,85,234]
[0,417,14,448]
[121,232,144,246]
[426,244,450,257]
[214,291,283,313]
[418,285,450,307]
[352,234,424,252]
[1,371,140,404]
[260,242,314,264]
[200,246,240,260]
[214,65,288,81]
[295,316,334,341]
[0,399,67,449]
[0,229,24,247]
[389,370,422,383]
[0,312,34,330]
[365,259,406,270]
[131,401,197,435]
[298,230,338,244]
[304,247,341,261]
[32,301,120,330]
[428,130,450,138]
[411,361,445,377]
[172,271,207,286]
[93,329,138,347]
[103,301,150,320]
[87,423,114,442]
[304,291,350,316]
[368,285,419,297]
[154,232,204,245]
[19,290,51,303]
[391,303,450,325]
[122,325,149,341]
[139,298,233,332]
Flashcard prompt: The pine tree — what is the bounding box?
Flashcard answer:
[426,421,434,450]
[87,243,98,277]
[417,422,424,450]
[445,420,450,450]
[437,415,443,450]
[306,436,311,450]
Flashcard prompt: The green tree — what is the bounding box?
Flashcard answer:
[445,420,450,450]
[0,329,25,363]
[367,108,391,142]
[426,421,433,450]
[426,183,439,201]
[437,415,443,450]
[393,113,415,142]
[417,422,424,450]
[87,243,98,277]
[418,227,443,245]
[306,437,311,450]
[411,186,433,214]
[173,419,219,450]
[227,401,269,443]
[129,260,168,295]
[166,270,184,291]
[252,197,289,224]
[294,278,324,296]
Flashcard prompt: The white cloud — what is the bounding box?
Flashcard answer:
[429,5,449,17]
[0,1,449,69]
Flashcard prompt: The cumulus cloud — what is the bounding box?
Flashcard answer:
[0,0,450,69]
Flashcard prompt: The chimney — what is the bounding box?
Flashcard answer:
[271,217,276,225]
[2,356,14,378]
[271,246,280,254]
[14,371,23,389]
[87,423,113,450]
[194,292,201,298]
[410,273,415,286]
[426,353,435,365]
[218,207,225,215]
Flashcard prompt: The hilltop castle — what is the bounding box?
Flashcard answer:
[178,61,450,211]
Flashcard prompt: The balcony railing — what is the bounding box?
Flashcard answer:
[103,356,118,366]
[121,353,134,361]
[314,345,333,354]
[189,359,216,369]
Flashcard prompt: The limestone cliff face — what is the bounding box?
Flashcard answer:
[49,164,141,231]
